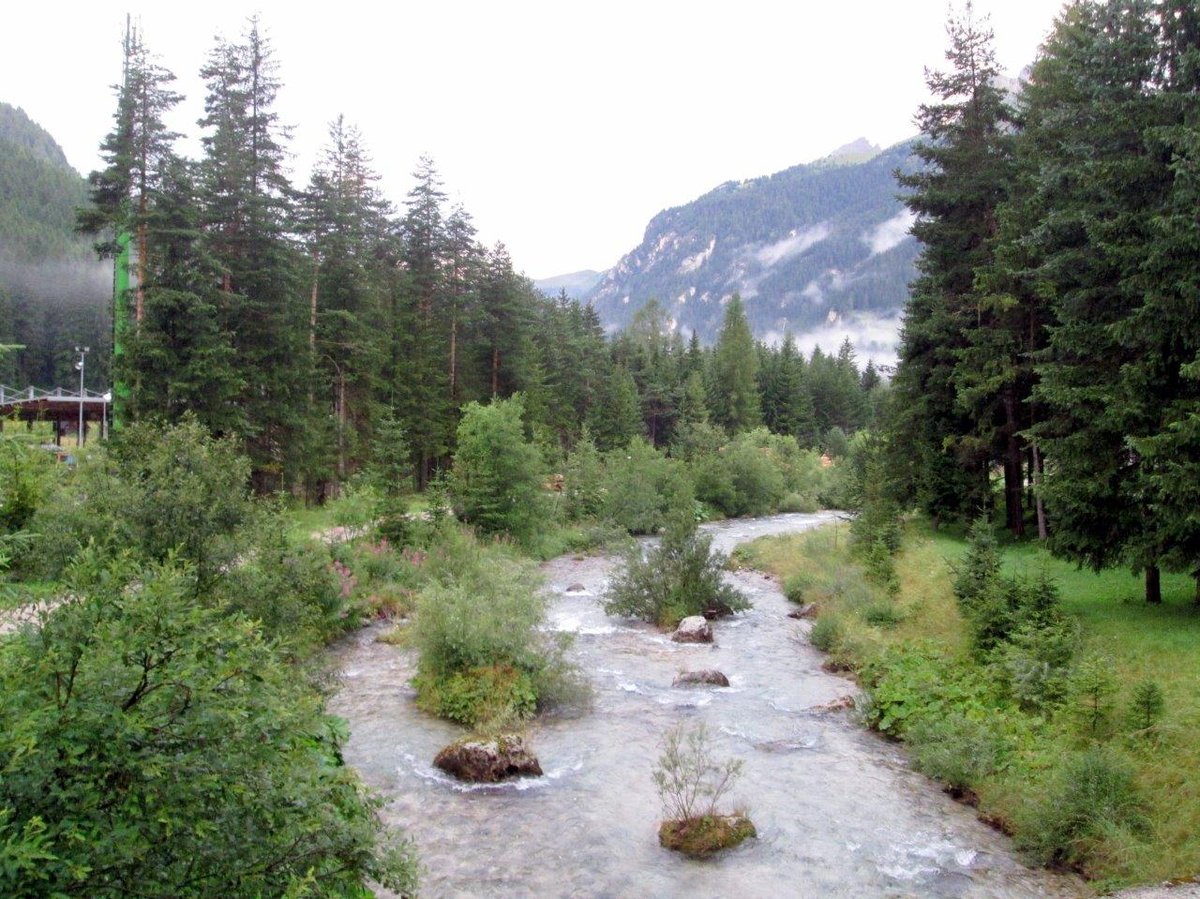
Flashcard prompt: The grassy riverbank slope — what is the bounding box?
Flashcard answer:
[737,521,1200,890]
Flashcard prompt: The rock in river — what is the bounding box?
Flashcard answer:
[671,615,714,643]
[433,735,543,783]
[673,669,730,687]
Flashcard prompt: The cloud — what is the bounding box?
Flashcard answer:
[754,223,831,267]
[862,209,916,256]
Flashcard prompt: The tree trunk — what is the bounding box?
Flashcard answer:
[449,317,458,403]
[1031,440,1048,540]
[1146,564,1162,605]
[1002,388,1025,537]
[308,260,318,407]
[491,343,500,398]
[135,217,146,325]
[336,370,347,482]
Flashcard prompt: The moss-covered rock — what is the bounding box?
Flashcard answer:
[433,734,543,783]
[658,814,756,858]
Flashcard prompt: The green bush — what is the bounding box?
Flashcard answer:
[996,617,1079,711]
[722,438,786,517]
[216,522,345,652]
[861,537,901,596]
[777,491,819,514]
[861,599,904,629]
[952,514,1001,612]
[1067,653,1120,741]
[808,614,844,653]
[0,437,53,535]
[602,516,749,628]
[414,664,537,728]
[782,571,816,603]
[26,419,252,587]
[411,531,583,728]
[1125,680,1165,736]
[1014,747,1146,868]
[907,712,1008,792]
[600,439,694,535]
[0,556,417,897]
[449,395,546,545]
[860,648,994,738]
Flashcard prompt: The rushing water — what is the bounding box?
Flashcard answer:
[330,512,1085,898]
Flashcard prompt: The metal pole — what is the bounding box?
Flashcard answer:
[75,346,89,448]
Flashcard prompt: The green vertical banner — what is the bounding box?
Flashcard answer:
[113,230,131,429]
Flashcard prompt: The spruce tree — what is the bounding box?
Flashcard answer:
[197,18,312,492]
[299,116,393,487]
[708,294,760,434]
[395,156,451,489]
[891,2,1016,527]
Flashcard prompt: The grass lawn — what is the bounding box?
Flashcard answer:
[739,520,1200,888]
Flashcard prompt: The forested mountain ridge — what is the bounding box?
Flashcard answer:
[584,140,921,353]
[0,102,111,388]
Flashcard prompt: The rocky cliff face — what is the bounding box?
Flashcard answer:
[583,140,920,361]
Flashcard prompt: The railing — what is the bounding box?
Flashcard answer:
[0,385,111,405]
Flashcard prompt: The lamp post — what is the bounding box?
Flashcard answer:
[74,345,89,447]
[102,391,111,440]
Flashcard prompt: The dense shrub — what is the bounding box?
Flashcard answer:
[0,438,53,535]
[808,614,844,653]
[26,419,252,587]
[860,648,996,739]
[1014,747,1146,869]
[602,516,748,628]
[412,530,583,728]
[600,439,694,535]
[216,521,345,651]
[0,557,417,897]
[907,712,1009,792]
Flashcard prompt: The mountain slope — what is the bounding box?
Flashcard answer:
[586,140,919,357]
[533,269,604,299]
[0,102,110,388]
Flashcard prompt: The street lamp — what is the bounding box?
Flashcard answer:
[74,346,89,447]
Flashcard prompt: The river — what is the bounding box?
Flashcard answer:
[329,512,1085,898]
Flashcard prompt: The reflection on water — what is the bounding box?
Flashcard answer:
[329,512,1084,898]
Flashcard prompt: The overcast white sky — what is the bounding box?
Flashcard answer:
[5,1,1062,279]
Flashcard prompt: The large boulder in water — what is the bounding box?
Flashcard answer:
[671,616,714,644]
[433,735,543,783]
[673,669,729,687]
